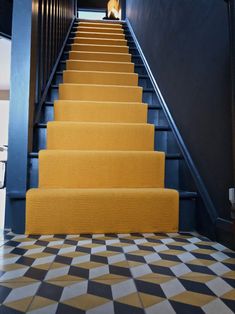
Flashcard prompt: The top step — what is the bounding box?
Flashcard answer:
[78,21,123,29]
[78,19,125,24]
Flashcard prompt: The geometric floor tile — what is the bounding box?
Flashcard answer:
[202,298,234,314]
[169,291,215,307]
[0,230,234,313]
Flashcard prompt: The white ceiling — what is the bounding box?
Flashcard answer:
[0,37,11,90]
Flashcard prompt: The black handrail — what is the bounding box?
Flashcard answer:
[126,18,218,225]
[0,32,11,40]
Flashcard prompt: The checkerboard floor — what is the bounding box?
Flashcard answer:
[0,230,234,313]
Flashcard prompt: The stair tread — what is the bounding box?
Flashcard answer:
[39,149,162,155]
[27,187,197,199]
[67,59,134,65]
[59,83,141,88]
[77,23,123,28]
[70,43,128,48]
[30,150,181,162]
[76,25,124,29]
[75,31,125,36]
[78,20,124,25]
[27,187,195,194]
[55,100,145,104]
[45,99,150,105]
[74,37,127,42]
[29,187,178,193]
[68,43,129,53]
[51,84,151,90]
[69,51,131,56]
[52,85,151,92]
[13,183,198,199]
[63,69,137,75]
[49,121,152,126]
[76,27,124,33]
[36,122,170,131]
[56,71,147,77]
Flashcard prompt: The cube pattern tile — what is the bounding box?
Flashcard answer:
[0,230,234,313]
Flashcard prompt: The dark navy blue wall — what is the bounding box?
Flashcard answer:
[0,0,13,38]
[126,0,233,221]
[77,0,108,10]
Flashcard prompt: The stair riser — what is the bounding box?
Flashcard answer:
[39,105,172,128]
[26,189,179,234]
[63,71,138,86]
[75,32,126,40]
[70,44,129,54]
[46,122,154,151]
[34,126,173,153]
[78,22,123,29]
[59,84,143,102]
[38,101,148,125]
[77,27,124,34]
[66,60,134,73]
[74,37,127,46]
[38,151,165,189]
[69,37,135,48]
[28,156,180,191]
[61,51,142,66]
[54,101,147,123]
[69,51,131,62]
[38,101,147,124]
[46,87,155,108]
[54,70,151,88]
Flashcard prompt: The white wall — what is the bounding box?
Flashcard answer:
[0,101,9,230]
[0,37,11,230]
[0,101,9,144]
[0,38,11,90]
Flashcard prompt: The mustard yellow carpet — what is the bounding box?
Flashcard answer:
[26,20,179,234]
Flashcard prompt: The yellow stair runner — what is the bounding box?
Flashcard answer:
[26,20,179,234]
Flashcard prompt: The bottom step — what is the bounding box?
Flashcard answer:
[26,188,179,234]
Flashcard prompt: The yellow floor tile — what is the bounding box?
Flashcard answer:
[170,291,215,307]
[62,294,109,310]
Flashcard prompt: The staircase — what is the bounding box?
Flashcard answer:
[26,20,196,235]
